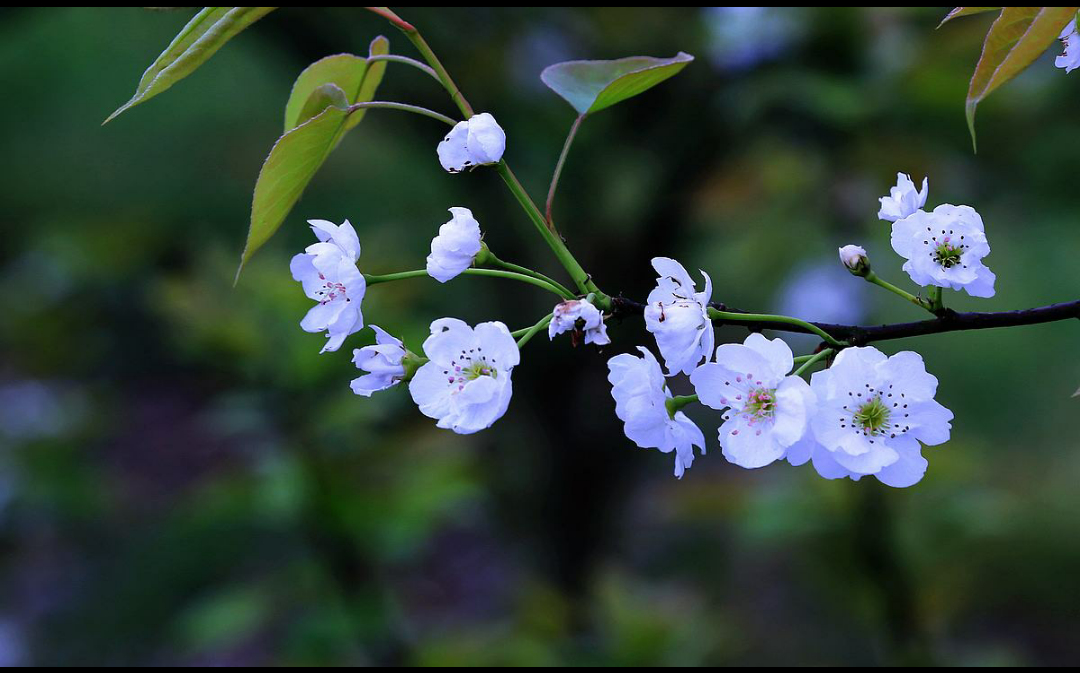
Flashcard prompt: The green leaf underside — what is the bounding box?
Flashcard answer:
[540,52,694,116]
[965,6,1078,149]
[105,7,276,123]
[237,37,389,278]
[284,54,370,132]
[939,7,1001,28]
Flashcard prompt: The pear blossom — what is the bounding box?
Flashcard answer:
[690,334,816,469]
[426,207,483,283]
[437,113,506,173]
[548,299,610,346]
[838,244,870,276]
[877,172,928,223]
[1057,20,1079,73]
[806,347,953,487]
[351,326,407,397]
[409,318,519,434]
[290,219,366,353]
[890,204,996,298]
[607,347,706,478]
[643,257,715,376]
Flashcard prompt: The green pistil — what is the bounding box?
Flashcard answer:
[853,396,891,435]
[464,362,496,380]
[933,242,963,269]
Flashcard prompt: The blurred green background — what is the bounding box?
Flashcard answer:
[1,6,1079,666]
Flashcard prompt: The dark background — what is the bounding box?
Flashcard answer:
[1,6,1079,665]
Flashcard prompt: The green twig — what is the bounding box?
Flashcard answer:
[515,313,553,349]
[488,254,576,300]
[365,8,607,307]
[497,162,603,302]
[546,113,585,225]
[346,101,456,127]
[793,348,835,377]
[708,308,848,349]
[864,271,935,314]
[364,268,571,299]
[365,54,441,83]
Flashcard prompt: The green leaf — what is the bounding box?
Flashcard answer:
[540,52,694,116]
[939,7,1001,28]
[295,83,349,129]
[965,6,1079,150]
[237,37,390,278]
[105,7,275,124]
[284,55,369,131]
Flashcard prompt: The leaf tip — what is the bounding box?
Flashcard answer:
[234,255,248,288]
[102,100,133,126]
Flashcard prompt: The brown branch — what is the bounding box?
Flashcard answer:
[610,296,1080,348]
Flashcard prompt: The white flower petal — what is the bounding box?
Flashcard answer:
[437,121,471,173]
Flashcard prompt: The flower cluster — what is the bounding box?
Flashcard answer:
[607,169,993,486]
[868,173,996,299]
[611,327,952,487]
[288,113,615,436]
[289,119,971,491]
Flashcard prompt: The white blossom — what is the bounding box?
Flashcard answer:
[1057,20,1080,73]
[890,204,996,298]
[607,347,706,478]
[877,172,928,223]
[838,244,869,275]
[643,257,715,376]
[409,318,519,434]
[290,219,366,353]
[806,347,953,488]
[690,333,816,469]
[548,299,610,346]
[437,113,506,173]
[426,207,483,283]
[351,326,407,397]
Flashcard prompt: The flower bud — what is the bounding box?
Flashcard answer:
[839,244,870,277]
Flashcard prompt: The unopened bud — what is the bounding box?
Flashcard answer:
[839,244,870,277]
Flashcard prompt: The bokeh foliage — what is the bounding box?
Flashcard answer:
[0,6,1079,665]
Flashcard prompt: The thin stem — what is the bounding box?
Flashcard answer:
[707,308,848,349]
[488,254,576,299]
[928,286,944,313]
[497,162,604,302]
[363,6,415,32]
[389,21,474,118]
[516,313,553,349]
[794,348,835,377]
[346,101,456,127]
[364,268,570,299]
[546,113,585,225]
[864,271,934,313]
[365,54,441,83]
[365,8,606,307]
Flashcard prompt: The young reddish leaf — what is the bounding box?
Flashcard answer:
[939,7,1001,28]
[965,6,1079,150]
